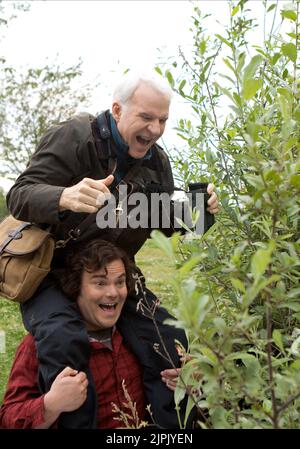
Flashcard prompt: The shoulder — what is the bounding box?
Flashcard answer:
[43,113,95,144]
[151,142,173,174]
[11,334,38,371]
[16,334,36,353]
[153,142,170,162]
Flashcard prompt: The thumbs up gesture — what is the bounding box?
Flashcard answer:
[59,175,114,213]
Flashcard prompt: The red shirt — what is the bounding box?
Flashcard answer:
[0,331,146,429]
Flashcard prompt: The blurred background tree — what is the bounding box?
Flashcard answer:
[0,1,93,179]
[0,61,93,178]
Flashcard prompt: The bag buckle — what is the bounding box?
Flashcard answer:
[8,230,23,239]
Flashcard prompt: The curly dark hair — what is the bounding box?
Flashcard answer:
[57,239,134,302]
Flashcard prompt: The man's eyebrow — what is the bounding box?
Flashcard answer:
[90,273,126,279]
[139,112,169,120]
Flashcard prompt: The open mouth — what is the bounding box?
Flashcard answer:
[99,303,117,311]
[136,136,151,146]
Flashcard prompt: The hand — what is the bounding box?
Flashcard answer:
[44,366,89,415]
[160,368,180,392]
[59,175,114,213]
[207,183,219,214]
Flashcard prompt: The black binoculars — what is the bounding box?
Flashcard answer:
[188,182,215,234]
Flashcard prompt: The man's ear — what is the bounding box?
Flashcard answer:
[112,102,122,122]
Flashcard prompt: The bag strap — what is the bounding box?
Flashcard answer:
[0,221,32,255]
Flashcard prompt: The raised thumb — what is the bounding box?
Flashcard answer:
[103,174,114,186]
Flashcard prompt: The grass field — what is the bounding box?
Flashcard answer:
[0,239,175,404]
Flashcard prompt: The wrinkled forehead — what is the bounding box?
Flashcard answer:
[126,85,170,116]
[83,260,126,281]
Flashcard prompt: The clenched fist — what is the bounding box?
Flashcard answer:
[44,366,89,415]
[59,175,114,214]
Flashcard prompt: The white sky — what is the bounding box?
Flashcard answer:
[0,0,289,190]
[2,0,203,113]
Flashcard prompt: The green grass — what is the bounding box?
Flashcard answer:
[0,240,175,404]
[0,300,26,404]
[135,239,177,310]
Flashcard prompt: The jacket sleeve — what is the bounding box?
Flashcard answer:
[6,119,86,225]
[0,335,46,429]
[151,147,187,237]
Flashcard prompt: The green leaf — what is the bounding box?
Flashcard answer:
[237,52,246,73]
[243,55,263,81]
[243,78,263,100]
[211,407,230,429]
[231,5,239,16]
[281,10,297,21]
[223,57,236,74]
[246,275,280,305]
[215,83,234,101]
[150,230,174,260]
[179,255,203,276]
[201,347,218,365]
[278,94,290,121]
[290,174,300,188]
[216,34,233,49]
[267,4,276,12]
[290,335,300,356]
[272,53,281,65]
[243,356,261,380]
[292,313,300,322]
[272,329,285,354]
[263,399,272,414]
[250,241,275,283]
[178,79,186,93]
[290,359,300,370]
[174,383,186,406]
[165,70,174,87]
[231,278,246,293]
[287,287,300,299]
[278,302,300,312]
[281,43,297,63]
[184,394,197,427]
[200,39,207,55]
[277,87,293,100]
[213,317,226,333]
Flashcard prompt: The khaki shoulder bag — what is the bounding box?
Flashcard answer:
[0,216,55,303]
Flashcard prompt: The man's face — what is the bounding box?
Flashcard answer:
[78,259,128,331]
[112,83,170,159]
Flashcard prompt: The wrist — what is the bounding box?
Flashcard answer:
[43,391,62,418]
[58,188,69,212]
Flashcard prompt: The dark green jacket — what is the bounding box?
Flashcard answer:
[7,111,176,266]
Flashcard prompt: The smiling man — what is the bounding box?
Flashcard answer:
[0,239,182,429]
[112,81,170,159]
[77,260,128,332]
[6,71,217,428]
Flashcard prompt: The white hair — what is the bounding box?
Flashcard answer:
[113,71,173,106]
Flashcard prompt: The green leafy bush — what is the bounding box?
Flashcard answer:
[154,0,300,429]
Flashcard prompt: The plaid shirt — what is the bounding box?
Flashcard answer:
[0,331,146,429]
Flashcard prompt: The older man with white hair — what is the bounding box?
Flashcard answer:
[7,71,218,428]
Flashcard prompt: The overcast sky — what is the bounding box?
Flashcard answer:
[0,0,287,190]
[2,1,202,112]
